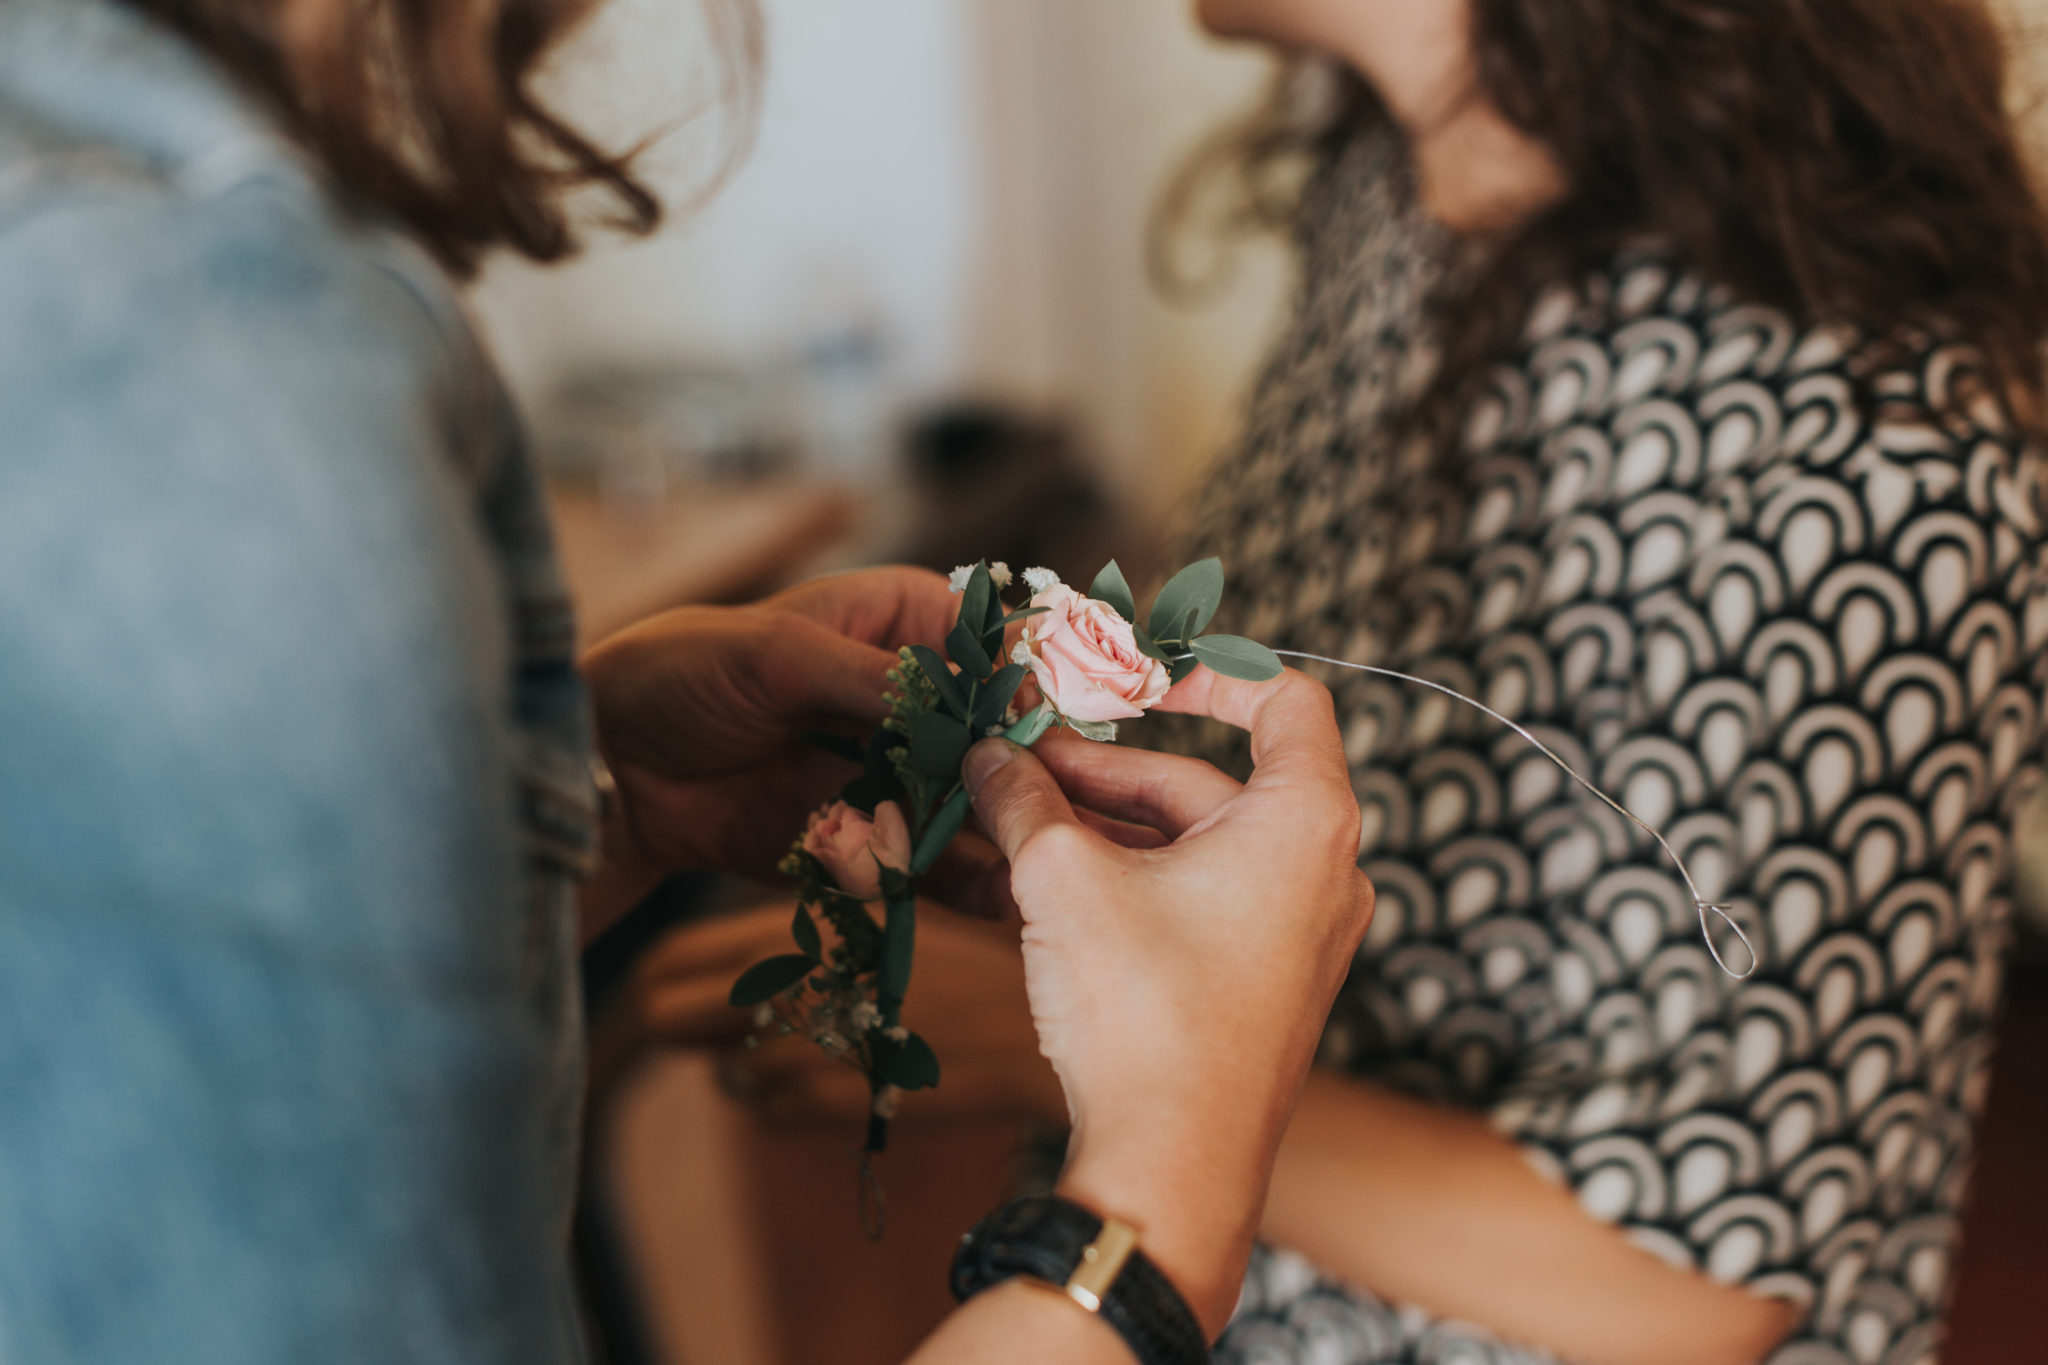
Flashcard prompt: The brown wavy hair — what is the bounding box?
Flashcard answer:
[1159,0,2048,438]
[125,0,761,275]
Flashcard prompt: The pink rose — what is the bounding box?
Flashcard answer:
[1021,584,1172,723]
[803,799,911,899]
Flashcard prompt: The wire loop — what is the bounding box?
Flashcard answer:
[1257,649,1759,980]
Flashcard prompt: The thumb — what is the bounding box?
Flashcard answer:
[963,739,1082,861]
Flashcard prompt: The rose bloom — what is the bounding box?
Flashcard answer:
[1022,584,1171,723]
[803,799,911,899]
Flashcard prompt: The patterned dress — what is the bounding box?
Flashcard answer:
[1167,128,2048,1365]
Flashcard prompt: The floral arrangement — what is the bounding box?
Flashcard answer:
[728,554,1753,1178]
[727,558,1281,1158]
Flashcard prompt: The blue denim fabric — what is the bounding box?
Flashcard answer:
[0,2,597,1361]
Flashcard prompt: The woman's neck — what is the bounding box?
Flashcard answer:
[1229,0,1567,234]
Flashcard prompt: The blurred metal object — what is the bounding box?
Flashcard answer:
[536,363,799,509]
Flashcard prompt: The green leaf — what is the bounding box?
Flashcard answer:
[972,664,1027,729]
[1168,655,1199,685]
[1001,606,1049,627]
[790,905,823,961]
[946,622,992,678]
[1131,623,1171,666]
[911,711,972,778]
[1190,634,1284,681]
[872,1030,942,1090]
[1088,560,1137,623]
[728,954,817,1007]
[1148,557,1224,642]
[907,645,968,717]
[958,563,993,639]
[982,572,1008,634]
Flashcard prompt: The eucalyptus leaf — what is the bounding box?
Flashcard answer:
[946,622,993,677]
[1190,634,1284,681]
[959,563,992,639]
[790,905,823,961]
[1131,623,1171,666]
[873,1030,942,1090]
[1168,655,1199,685]
[1000,606,1049,627]
[972,664,1026,729]
[911,711,972,778]
[728,954,816,1007]
[1088,559,1137,623]
[982,570,1008,634]
[907,645,968,716]
[1147,557,1224,642]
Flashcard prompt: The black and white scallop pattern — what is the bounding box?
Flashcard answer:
[1167,131,2048,1365]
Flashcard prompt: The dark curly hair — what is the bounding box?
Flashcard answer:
[126,0,761,275]
[1158,0,2048,439]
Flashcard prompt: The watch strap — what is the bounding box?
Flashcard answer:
[950,1194,1211,1365]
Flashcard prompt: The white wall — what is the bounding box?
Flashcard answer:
[468,0,1289,514]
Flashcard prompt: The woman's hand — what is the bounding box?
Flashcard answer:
[958,667,1374,1337]
[578,567,959,937]
[618,899,1066,1127]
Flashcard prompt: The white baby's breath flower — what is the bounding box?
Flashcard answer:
[872,1084,903,1119]
[1022,566,1060,595]
[752,1004,775,1029]
[947,565,975,594]
[849,1000,882,1032]
[988,561,1013,589]
[815,1029,849,1056]
[884,1025,909,1043]
[1010,640,1035,667]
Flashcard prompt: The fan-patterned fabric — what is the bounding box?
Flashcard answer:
[1166,129,2048,1365]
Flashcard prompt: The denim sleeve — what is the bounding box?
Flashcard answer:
[0,174,586,1365]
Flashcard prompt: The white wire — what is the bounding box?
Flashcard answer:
[1255,649,1759,980]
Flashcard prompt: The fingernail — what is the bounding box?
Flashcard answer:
[963,738,1019,795]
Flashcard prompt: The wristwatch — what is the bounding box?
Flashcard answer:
[949,1194,1212,1364]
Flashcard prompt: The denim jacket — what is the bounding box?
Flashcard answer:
[0,1,598,1360]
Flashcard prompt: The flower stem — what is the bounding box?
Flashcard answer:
[908,702,1057,874]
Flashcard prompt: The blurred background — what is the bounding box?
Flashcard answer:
[465,2,2048,1362]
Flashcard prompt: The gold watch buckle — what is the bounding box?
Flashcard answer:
[1063,1217,1140,1313]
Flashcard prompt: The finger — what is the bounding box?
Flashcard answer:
[753,1064,876,1127]
[1152,667,1350,798]
[770,566,959,653]
[962,739,1091,862]
[638,975,757,1047]
[1076,806,1171,849]
[1032,733,1240,839]
[757,617,908,728]
[632,906,805,980]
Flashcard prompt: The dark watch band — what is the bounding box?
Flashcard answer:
[950,1194,1211,1365]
